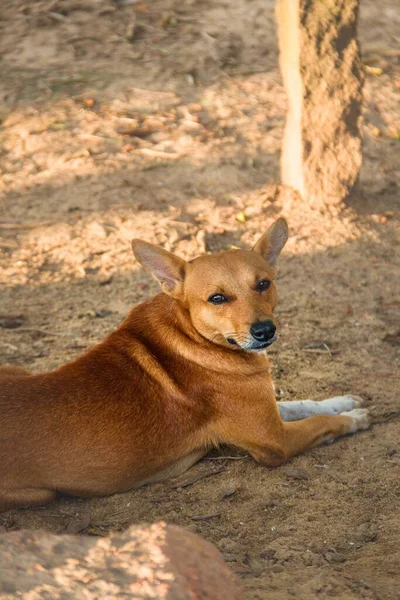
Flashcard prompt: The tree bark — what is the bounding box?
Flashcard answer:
[276,0,363,208]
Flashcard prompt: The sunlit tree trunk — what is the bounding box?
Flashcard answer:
[276,0,363,208]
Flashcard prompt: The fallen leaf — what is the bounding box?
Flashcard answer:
[365,65,383,76]
[65,516,91,534]
[221,488,237,499]
[383,330,400,346]
[235,211,247,223]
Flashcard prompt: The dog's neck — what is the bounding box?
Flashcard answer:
[122,293,270,376]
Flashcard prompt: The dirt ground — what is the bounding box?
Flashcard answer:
[0,1,399,598]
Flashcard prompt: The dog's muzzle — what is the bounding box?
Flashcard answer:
[248,336,277,351]
[226,320,278,352]
[250,320,276,343]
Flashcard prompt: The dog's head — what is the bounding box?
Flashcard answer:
[132,217,288,352]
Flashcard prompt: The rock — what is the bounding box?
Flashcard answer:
[285,466,310,480]
[0,522,242,600]
[245,553,264,576]
[269,564,285,574]
[0,314,27,329]
[86,221,108,239]
[276,0,363,208]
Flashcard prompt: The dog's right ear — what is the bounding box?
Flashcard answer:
[131,240,186,298]
[253,217,289,267]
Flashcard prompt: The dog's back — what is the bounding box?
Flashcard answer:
[0,295,222,500]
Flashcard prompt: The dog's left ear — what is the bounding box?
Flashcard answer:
[253,217,289,266]
[131,240,186,298]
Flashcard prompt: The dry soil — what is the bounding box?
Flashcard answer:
[0,1,399,599]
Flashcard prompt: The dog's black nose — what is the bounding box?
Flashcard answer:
[250,320,276,343]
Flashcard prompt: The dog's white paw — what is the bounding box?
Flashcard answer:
[341,408,371,433]
[346,395,364,408]
[319,395,364,414]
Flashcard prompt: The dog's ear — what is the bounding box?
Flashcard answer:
[253,218,289,266]
[131,240,186,297]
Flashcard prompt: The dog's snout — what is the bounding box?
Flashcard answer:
[250,320,276,343]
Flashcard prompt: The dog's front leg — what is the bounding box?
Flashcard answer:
[280,408,371,459]
[222,400,370,468]
[277,395,363,421]
[242,410,371,468]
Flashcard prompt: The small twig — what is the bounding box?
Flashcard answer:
[78,133,121,143]
[66,36,102,44]
[171,466,225,489]
[4,328,75,337]
[48,11,69,22]
[203,455,248,461]
[175,15,196,22]
[303,343,332,356]
[371,411,400,425]
[115,0,141,5]
[0,341,18,351]
[71,89,98,100]
[230,67,268,76]
[191,512,221,522]
[136,148,182,159]
[278,307,299,315]
[0,221,53,230]
[0,239,19,248]
[158,218,193,228]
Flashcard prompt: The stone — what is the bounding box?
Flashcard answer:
[0,522,242,599]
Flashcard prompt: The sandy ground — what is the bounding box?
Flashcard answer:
[0,1,399,598]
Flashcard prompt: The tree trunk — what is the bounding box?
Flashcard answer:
[276,0,364,208]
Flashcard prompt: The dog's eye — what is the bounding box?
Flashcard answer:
[208,293,228,305]
[256,279,271,292]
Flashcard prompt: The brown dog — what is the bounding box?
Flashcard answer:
[0,218,369,511]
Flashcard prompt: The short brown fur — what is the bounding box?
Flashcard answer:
[0,218,368,511]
